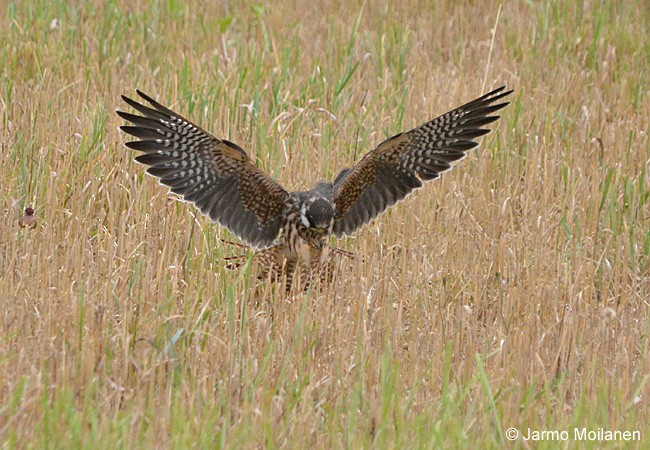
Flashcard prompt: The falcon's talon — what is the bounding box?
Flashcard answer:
[118,85,512,288]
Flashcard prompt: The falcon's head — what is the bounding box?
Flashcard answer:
[300,197,334,233]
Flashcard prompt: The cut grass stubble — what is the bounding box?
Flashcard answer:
[1,0,649,447]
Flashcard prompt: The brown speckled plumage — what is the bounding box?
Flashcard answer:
[117,86,512,287]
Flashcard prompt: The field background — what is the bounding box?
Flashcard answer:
[1,0,649,447]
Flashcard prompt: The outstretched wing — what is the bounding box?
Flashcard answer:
[117,90,290,249]
[332,85,512,237]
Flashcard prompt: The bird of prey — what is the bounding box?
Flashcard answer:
[117,85,512,287]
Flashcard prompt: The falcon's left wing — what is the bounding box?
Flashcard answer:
[332,86,512,238]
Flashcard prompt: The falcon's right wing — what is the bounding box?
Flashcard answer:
[117,90,290,249]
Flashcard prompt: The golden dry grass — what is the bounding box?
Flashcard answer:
[1,0,649,447]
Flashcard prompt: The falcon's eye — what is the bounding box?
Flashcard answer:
[307,215,319,229]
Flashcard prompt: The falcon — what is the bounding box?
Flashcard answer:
[117,85,512,286]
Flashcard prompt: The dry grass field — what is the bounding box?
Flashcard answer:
[1,0,649,448]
